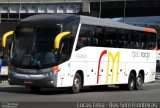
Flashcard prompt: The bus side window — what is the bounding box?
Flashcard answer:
[60,37,74,61]
[148,34,156,49]
[92,26,109,47]
[92,26,105,47]
[76,25,92,50]
[77,37,91,49]
[105,39,113,47]
[92,38,98,46]
[126,32,131,48]
[106,28,118,48]
[118,31,126,48]
[141,32,148,49]
[131,31,140,49]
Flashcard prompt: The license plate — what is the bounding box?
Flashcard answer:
[24,80,33,84]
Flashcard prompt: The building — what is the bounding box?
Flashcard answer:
[1,0,160,46]
[0,0,83,36]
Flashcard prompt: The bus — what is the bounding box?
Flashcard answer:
[0,57,8,83]
[2,14,157,94]
[0,45,8,82]
[156,38,160,71]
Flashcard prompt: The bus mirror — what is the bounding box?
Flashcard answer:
[2,31,14,47]
[54,31,71,49]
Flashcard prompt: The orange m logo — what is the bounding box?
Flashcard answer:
[106,51,120,84]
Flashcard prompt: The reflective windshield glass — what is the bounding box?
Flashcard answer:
[11,26,61,68]
[33,28,60,66]
[11,28,34,66]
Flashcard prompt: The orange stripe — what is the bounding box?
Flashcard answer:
[144,28,154,33]
[152,47,157,51]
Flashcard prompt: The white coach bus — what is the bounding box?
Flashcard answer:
[2,14,157,93]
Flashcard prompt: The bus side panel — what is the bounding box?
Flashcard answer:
[56,61,88,87]
[125,62,156,83]
[70,50,90,86]
[125,63,143,84]
[98,62,108,85]
[60,47,156,87]
[71,47,101,86]
[56,61,73,87]
[144,63,156,83]
[72,47,127,86]
[85,62,95,85]
[116,63,126,84]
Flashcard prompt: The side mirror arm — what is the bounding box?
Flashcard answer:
[2,31,14,47]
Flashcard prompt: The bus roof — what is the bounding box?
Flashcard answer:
[20,14,157,33]
[21,14,75,23]
[79,15,157,33]
[20,14,76,27]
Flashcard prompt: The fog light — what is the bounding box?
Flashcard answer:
[50,80,54,84]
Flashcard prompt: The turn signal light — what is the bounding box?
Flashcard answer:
[52,66,59,72]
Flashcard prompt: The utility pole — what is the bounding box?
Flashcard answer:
[99,0,101,18]
[19,0,21,20]
[8,0,10,21]
[123,0,127,22]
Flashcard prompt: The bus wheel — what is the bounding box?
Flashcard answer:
[135,74,143,90]
[71,73,81,94]
[29,86,41,93]
[128,73,136,91]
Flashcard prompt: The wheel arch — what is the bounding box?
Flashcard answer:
[128,70,137,82]
[76,70,84,86]
[139,70,145,83]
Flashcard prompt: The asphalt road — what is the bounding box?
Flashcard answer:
[0,80,160,102]
[0,81,160,108]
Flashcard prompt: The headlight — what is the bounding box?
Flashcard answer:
[41,68,52,73]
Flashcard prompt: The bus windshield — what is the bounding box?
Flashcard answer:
[10,26,61,68]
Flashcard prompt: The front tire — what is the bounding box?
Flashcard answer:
[71,73,81,94]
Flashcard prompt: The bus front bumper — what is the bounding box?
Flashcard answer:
[8,72,57,87]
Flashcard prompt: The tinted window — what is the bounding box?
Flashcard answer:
[131,31,141,49]
[59,37,74,62]
[76,25,92,50]
[148,33,156,49]
[76,24,156,50]
[105,28,118,48]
